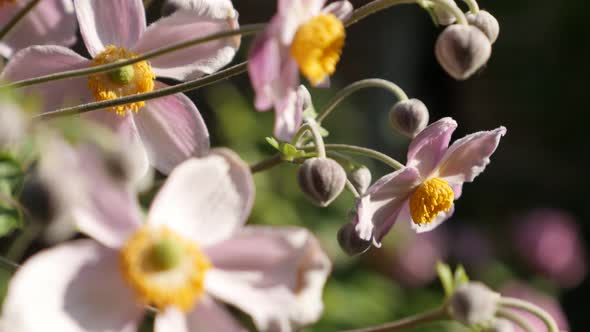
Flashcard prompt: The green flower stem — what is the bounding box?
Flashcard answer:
[303,144,404,170]
[303,119,326,158]
[499,297,559,332]
[35,62,248,120]
[2,24,265,90]
[316,78,409,124]
[347,0,467,27]
[0,256,19,271]
[345,179,361,198]
[462,0,480,14]
[250,153,283,174]
[496,309,536,332]
[341,306,449,332]
[0,0,41,41]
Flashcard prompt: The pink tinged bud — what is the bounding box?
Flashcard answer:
[347,166,372,195]
[337,222,372,256]
[451,282,500,327]
[435,25,492,80]
[466,10,500,44]
[389,99,430,138]
[483,319,515,332]
[298,158,347,207]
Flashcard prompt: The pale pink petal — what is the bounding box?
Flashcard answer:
[0,45,92,112]
[0,0,77,58]
[154,297,246,332]
[410,204,455,233]
[437,126,507,184]
[273,85,307,141]
[205,226,330,332]
[133,82,209,174]
[322,1,354,21]
[148,149,254,247]
[74,0,146,56]
[278,0,326,43]
[355,167,421,246]
[1,240,143,332]
[73,143,143,249]
[248,26,283,111]
[406,117,457,178]
[133,5,239,80]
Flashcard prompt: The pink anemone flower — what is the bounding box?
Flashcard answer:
[1,0,241,175]
[352,117,506,246]
[1,150,331,332]
[0,0,77,58]
[248,0,352,141]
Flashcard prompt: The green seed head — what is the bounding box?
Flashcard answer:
[108,62,135,85]
[149,238,184,271]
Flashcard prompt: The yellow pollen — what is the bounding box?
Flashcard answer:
[409,177,454,225]
[88,45,155,116]
[290,14,345,85]
[119,226,211,312]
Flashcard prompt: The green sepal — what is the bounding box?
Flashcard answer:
[437,261,454,298]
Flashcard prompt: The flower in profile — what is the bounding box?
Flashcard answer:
[351,117,506,246]
[500,281,569,332]
[2,150,331,332]
[0,0,77,58]
[1,0,241,174]
[248,0,353,141]
[511,208,587,288]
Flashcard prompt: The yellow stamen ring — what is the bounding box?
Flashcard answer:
[409,177,454,225]
[291,14,345,85]
[119,226,211,312]
[88,45,155,116]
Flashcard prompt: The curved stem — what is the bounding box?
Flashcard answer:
[499,297,559,332]
[341,306,449,332]
[35,62,248,120]
[345,179,361,198]
[304,144,403,170]
[3,24,264,89]
[496,309,537,332]
[316,78,409,124]
[250,154,283,174]
[346,0,467,27]
[303,119,326,158]
[0,0,40,41]
[462,0,480,14]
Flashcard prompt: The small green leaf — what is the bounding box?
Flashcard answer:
[280,143,300,161]
[436,261,454,297]
[319,126,330,137]
[265,137,280,150]
[454,265,470,288]
[0,210,21,238]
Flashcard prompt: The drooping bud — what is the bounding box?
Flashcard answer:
[435,25,492,80]
[483,318,515,332]
[389,99,429,138]
[347,166,372,195]
[466,10,500,44]
[450,282,500,326]
[298,157,346,207]
[108,61,135,85]
[432,0,460,26]
[337,222,372,256]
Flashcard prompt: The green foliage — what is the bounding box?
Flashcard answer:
[0,154,25,237]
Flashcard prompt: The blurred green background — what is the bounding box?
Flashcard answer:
[2,0,588,331]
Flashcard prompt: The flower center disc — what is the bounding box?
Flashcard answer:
[119,226,211,311]
[409,177,454,225]
[291,14,345,85]
[88,45,155,116]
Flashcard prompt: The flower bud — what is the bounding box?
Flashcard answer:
[337,222,372,256]
[389,99,429,138]
[347,166,372,195]
[435,25,491,80]
[432,0,460,26]
[450,282,500,326]
[483,319,514,332]
[466,10,500,44]
[298,157,346,207]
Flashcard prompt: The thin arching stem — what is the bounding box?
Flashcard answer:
[496,309,537,332]
[340,306,449,332]
[302,144,404,170]
[0,0,41,41]
[499,297,559,332]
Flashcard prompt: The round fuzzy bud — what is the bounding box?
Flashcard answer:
[348,166,372,195]
[466,10,500,44]
[435,25,492,80]
[337,222,372,256]
[432,0,460,26]
[483,319,514,332]
[451,282,500,326]
[298,157,347,207]
[389,99,429,138]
